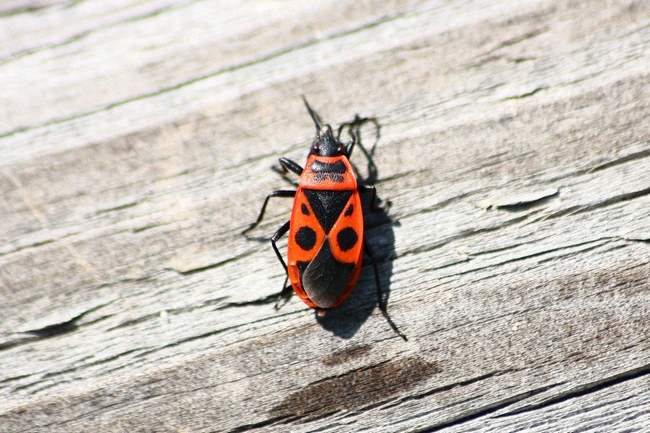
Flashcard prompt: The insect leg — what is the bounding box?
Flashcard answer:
[242,190,296,234]
[271,220,294,309]
[272,158,304,186]
[279,158,304,176]
[272,157,303,177]
[364,240,408,341]
[271,220,290,273]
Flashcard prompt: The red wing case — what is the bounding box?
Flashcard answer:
[288,183,364,309]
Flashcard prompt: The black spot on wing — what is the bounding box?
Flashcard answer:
[301,203,310,215]
[304,190,352,234]
[301,239,355,309]
[337,227,358,252]
[344,204,353,216]
[295,226,317,251]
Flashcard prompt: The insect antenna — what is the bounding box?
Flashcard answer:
[302,95,324,135]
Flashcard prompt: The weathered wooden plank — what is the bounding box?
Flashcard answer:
[1,0,649,432]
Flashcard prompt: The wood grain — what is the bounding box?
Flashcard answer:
[1,0,649,431]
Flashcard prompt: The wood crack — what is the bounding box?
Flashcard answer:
[497,362,650,418]
[169,249,257,275]
[413,382,564,432]
[0,302,112,352]
[547,186,650,220]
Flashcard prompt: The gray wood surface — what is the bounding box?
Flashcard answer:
[2,0,649,432]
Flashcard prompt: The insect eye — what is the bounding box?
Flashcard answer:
[337,145,344,153]
[313,143,320,152]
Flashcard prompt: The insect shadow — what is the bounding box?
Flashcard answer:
[315,190,400,339]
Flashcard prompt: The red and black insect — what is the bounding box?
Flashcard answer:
[243,98,406,340]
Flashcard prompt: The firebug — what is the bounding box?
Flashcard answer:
[243,98,406,340]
